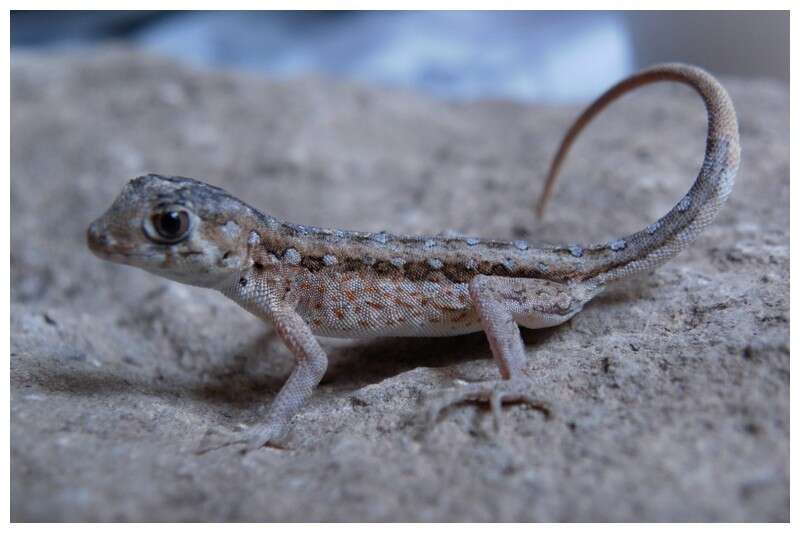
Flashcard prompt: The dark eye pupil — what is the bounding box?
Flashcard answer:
[151,210,189,242]
[160,212,182,236]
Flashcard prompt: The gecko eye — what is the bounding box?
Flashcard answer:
[148,208,191,243]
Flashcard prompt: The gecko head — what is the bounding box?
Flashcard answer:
[87,174,254,288]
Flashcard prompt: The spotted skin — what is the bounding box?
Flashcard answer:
[87,64,740,452]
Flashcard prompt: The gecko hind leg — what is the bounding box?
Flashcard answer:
[428,275,594,431]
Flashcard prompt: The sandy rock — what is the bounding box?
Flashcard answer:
[11,48,788,521]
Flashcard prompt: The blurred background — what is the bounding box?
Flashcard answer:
[11,10,789,103]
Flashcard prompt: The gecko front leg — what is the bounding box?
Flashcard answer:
[198,236,329,453]
[197,299,328,453]
[243,303,329,450]
[429,275,596,430]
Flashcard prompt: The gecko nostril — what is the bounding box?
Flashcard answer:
[87,223,110,251]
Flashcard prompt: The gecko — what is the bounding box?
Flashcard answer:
[86,64,740,452]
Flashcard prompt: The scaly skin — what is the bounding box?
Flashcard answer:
[87,64,740,452]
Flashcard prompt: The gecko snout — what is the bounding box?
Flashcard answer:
[86,221,112,256]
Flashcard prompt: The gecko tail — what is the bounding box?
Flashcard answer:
[536,63,741,284]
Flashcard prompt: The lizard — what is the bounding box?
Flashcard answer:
[86,63,740,452]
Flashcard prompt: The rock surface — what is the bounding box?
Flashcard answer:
[11,49,788,521]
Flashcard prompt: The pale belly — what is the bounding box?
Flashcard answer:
[293,272,483,338]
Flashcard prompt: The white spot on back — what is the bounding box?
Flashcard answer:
[677,194,692,212]
[284,248,301,265]
[568,245,583,258]
[220,220,241,240]
[609,239,626,251]
[427,258,443,269]
[647,221,662,235]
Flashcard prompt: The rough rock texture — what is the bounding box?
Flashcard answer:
[10,49,788,522]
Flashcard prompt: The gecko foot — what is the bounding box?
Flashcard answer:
[428,379,552,432]
[194,422,288,455]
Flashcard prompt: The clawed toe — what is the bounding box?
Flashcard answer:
[490,390,551,430]
[244,425,285,452]
[194,428,249,455]
[194,423,287,455]
[428,380,551,431]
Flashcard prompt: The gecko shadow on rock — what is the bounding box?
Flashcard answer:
[322,326,559,390]
[18,325,554,412]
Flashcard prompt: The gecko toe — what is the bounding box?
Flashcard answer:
[194,427,248,455]
[428,379,552,431]
[242,422,289,452]
[194,422,288,455]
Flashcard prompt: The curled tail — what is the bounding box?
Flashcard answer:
[538,63,741,285]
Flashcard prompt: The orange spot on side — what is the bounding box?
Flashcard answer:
[344,290,356,302]
[367,301,384,310]
[394,297,415,308]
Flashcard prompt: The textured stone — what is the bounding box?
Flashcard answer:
[10,48,788,521]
